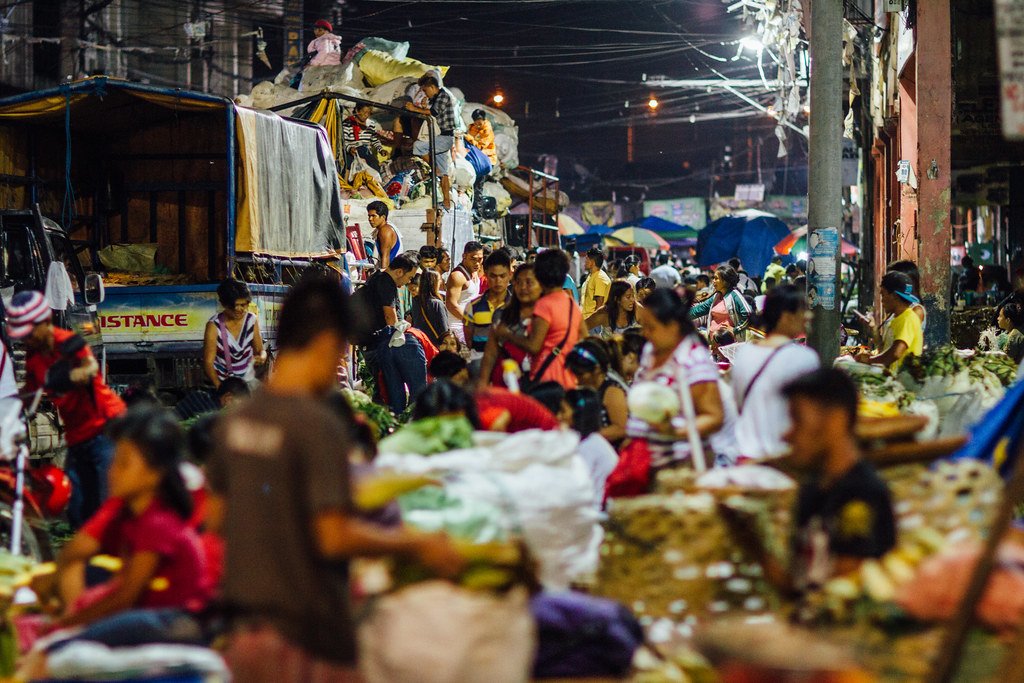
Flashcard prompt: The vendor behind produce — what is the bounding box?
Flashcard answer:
[854,271,923,371]
[723,368,896,596]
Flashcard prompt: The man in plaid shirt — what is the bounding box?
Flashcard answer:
[406,73,458,210]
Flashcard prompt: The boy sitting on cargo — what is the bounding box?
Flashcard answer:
[722,368,896,597]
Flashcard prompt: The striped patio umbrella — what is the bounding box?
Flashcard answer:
[609,227,671,251]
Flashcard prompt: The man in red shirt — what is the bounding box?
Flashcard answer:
[9,291,126,528]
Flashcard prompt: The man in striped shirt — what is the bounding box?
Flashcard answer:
[464,249,512,362]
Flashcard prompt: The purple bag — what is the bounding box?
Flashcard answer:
[530,591,643,678]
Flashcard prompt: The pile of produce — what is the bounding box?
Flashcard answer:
[813,459,1002,624]
[886,459,1002,543]
[390,539,532,592]
[834,358,914,410]
[375,429,603,589]
[341,387,398,438]
[378,416,475,455]
[896,347,1010,433]
[817,526,949,621]
[970,351,1018,386]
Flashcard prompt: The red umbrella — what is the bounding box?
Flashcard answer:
[775,227,859,256]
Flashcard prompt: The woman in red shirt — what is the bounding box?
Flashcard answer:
[39,408,210,651]
[478,262,541,388]
[493,249,587,390]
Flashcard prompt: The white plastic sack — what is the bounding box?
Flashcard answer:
[359,582,535,683]
[481,180,512,213]
[299,62,364,93]
[44,261,75,311]
[378,429,604,588]
[46,642,229,678]
[905,399,940,440]
[938,389,996,438]
[453,157,477,189]
[247,80,301,110]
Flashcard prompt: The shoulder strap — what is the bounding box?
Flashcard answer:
[672,337,707,474]
[738,342,793,410]
[417,300,440,340]
[216,313,231,374]
[526,296,575,385]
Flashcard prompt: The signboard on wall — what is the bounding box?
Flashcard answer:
[996,0,1024,139]
[643,197,706,228]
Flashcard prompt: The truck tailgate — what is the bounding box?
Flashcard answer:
[98,285,285,351]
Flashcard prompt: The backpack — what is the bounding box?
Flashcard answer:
[530,591,643,678]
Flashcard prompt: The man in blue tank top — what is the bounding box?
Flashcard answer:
[367,200,402,270]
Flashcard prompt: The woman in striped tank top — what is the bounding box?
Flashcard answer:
[203,279,267,388]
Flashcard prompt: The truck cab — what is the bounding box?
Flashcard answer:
[0,207,105,341]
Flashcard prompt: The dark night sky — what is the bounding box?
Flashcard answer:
[329,0,808,200]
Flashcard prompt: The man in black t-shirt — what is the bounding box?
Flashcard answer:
[355,254,428,412]
[724,368,895,595]
[209,278,464,681]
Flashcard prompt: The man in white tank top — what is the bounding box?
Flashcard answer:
[445,241,484,345]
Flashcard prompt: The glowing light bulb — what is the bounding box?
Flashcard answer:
[493,92,504,105]
[648,97,659,109]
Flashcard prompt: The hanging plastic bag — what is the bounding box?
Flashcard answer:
[604,439,652,501]
[358,581,535,683]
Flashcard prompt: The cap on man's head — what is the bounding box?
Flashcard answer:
[314,19,332,32]
[7,291,51,338]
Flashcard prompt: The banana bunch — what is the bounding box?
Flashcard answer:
[353,471,440,511]
[901,346,966,382]
[391,539,531,593]
[858,399,902,418]
[821,527,947,619]
[972,353,1018,387]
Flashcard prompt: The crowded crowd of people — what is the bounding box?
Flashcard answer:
[7,233,964,679]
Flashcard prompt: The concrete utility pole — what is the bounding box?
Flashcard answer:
[916,0,952,347]
[805,0,843,364]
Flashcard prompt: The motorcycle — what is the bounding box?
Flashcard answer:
[0,388,70,561]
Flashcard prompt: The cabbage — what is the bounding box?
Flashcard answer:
[627,382,680,424]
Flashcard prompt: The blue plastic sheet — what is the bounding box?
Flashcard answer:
[697,211,793,276]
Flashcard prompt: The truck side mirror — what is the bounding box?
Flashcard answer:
[84,273,104,305]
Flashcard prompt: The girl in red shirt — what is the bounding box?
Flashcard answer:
[37,408,210,653]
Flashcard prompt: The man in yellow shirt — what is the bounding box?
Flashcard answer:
[855,272,923,371]
[581,247,611,318]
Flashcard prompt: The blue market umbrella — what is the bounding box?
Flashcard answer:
[697,209,793,277]
[586,224,616,235]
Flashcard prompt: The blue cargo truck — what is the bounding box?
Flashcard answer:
[0,77,347,395]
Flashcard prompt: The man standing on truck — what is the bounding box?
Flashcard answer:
[8,291,126,528]
[367,201,403,271]
[405,74,458,211]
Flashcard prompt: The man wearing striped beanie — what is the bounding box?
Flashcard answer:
[9,291,125,528]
